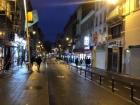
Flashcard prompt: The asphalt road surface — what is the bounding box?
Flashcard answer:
[47,59,135,105]
[0,59,137,105]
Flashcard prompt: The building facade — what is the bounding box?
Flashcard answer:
[74,3,95,61]
[107,0,140,77]
[92,1,108,70]
[0,0,26,70]
[60,0,140,77]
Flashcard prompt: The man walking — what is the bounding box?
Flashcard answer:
[36,57,42,72]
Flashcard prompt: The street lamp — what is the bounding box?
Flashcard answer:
[0,32,2,36]
[32,31,36,35]
[66,37,69,41]
[59,44,61,48]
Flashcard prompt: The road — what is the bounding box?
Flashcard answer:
[0,59,136,105]
[47,59,135,105]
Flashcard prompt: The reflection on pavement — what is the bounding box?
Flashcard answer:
[32,62,38,72]
[32,62,48,72]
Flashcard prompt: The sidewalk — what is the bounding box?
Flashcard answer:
[69,62,140,87]
[0,62,49,105]
[0,63,26,78]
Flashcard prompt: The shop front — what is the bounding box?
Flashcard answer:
[96,46,106,70]
[73,49,91,61]
[92,32,107,70]
[107,39,123,73]
[125,46,140,77]
[11,34,27,66]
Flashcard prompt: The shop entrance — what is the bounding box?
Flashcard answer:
[107,47,122,73]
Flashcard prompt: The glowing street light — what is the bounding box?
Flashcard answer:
[106,0,118,5]
[0,32,2,36]
[32,31,36,35]
[66,37,69,41]
[59,44,61,47]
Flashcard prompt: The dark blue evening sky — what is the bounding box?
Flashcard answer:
[30,0,79,42]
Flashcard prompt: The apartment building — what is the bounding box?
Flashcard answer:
[74,3,95,60]
[0,0,25,69]
[92,1,108,70]
[107,0,140,77]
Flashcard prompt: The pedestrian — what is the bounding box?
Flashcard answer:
[85,57,88,69]
[36,56,42,72]
[75,58,79,67]
[87,58,91,69]
[80,59,83,65]
[31,56,35,66]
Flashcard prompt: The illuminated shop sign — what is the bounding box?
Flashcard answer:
[84,36,90,49]
[84,36,89,46]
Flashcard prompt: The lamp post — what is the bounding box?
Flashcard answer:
[23,0,31,71]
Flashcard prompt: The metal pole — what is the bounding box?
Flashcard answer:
[130,82,134,101]
[23,0,31,71]
[112,77,115,92]
[99,75,102,85]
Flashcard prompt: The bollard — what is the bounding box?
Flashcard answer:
[99,75,102,85]
[80,68,82,75]
[91,72,93,80]
[130,82,134,101]
[85,70,87,78]
[70,65,71,70]
[69,65,71,70]
[112,77,115,92]
[76,66,78,72]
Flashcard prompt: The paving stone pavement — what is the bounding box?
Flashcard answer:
[0,64,49,105]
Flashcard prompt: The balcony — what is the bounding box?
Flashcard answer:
[107,6,123,23]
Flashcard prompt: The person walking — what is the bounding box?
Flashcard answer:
[85,57,88,69]
[80,59,83,65]
[75,58,79,67]
[36,56,42,72]
[87,58,91,70]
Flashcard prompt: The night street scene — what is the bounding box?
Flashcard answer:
[1,0,140,105]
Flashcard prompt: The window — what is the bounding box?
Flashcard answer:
[96,17,98,26]
[135,0,140,9]
[111,24,122,39]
